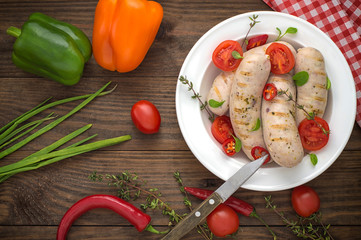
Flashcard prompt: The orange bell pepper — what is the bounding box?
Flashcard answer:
[92,0,163,72]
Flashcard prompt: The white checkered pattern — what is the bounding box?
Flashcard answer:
[263,0,361,127]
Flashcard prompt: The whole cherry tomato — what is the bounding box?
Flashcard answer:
[131,100,161,134]
[266,43,295,74]
[298,117,330,151]
[211,116,234,144]
[291,185,320,217]
[212,40,243,72]
[207,204,239,237]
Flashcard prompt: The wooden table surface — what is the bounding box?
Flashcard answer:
[1,0,361,239]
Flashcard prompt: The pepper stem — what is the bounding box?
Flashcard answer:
[145,224,170,234]
[7,26,21,38]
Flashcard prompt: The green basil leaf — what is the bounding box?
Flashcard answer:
[208,99,225,108]
[286,27,298,34]
[233,136,242,152]
[326,76,331,90]
[310,153,318,166]
[250,118,261,131]
[232,51,243,59]
[293,71,309,86]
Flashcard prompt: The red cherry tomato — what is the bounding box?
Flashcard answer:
[211,116,234,144]
[222,138,236,156]
[246,34,268,50]
[207,204,239,237]
[212,40,243,72]
[298,117,330,151]
[251,146,270,164]
[263,83,277,101]
[292,185,320,217]
[131,100,161,134]
[265,43,295,74]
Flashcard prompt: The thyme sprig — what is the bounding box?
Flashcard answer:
[90,171,214,239]
[265,196,333,240]
[89,171,185,225]
[277,89,330,135]
[174,171,212,240]
[242,14,261,47]
[179,75,215,121]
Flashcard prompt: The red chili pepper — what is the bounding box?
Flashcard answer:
[184,187,276,238]
[222,138,236,156]
[184,187,253,216]
[56,194,166,240]
[246,34,268,50]
[251,146,271,164]
[263,83,277,101]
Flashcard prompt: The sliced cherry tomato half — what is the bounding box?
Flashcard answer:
[207,204,239,237]
[265,42,295,74]
[263,83,277,101]
[251,146,270,164]
[292,185,320,217]
[211,115,234,144]
[298,117,330,151]
[212,40,243,72]
[246,34,268,50]
[222,138,236,156]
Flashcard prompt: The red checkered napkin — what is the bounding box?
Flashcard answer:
[263,0,361,127]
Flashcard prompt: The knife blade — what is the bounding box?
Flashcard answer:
[161,154,268,240]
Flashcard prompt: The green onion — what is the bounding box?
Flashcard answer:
[0,85,116,142]
[0,134,98,183]
[0,82,111,160]
[0,97,52,135]
[24,124,92,160]
[0,135,132,176]
[0,113,55,149]
[0,82,131,184]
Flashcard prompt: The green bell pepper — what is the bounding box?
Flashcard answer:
[7,12,92,86]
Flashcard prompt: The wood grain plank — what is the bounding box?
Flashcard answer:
[0,151,360,226]
[0,225,360,240]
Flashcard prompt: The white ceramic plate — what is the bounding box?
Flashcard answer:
[176,11,356,191]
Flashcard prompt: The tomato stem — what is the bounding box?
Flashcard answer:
[145,224,170,234]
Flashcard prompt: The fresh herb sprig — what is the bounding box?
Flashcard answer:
[242,14,261,47]
[89,171,185,224]
[174,171,212,240]
[179,75,215,121]
[275,27,298,41]
[277,89,330,135]
[265,196,333,240]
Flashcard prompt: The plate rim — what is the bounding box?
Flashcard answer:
[176,11,356,191]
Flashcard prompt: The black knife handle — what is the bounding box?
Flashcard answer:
[161,191,223,240]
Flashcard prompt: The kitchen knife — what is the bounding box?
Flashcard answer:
[161,154,268,240]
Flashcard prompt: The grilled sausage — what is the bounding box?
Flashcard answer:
[295,47,328,125]
[206,71,235,116]
[229,53,271,160]
[262,74,304,167]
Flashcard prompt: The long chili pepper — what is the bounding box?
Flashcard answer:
[184,187,277,239]
[56,194,167,240]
